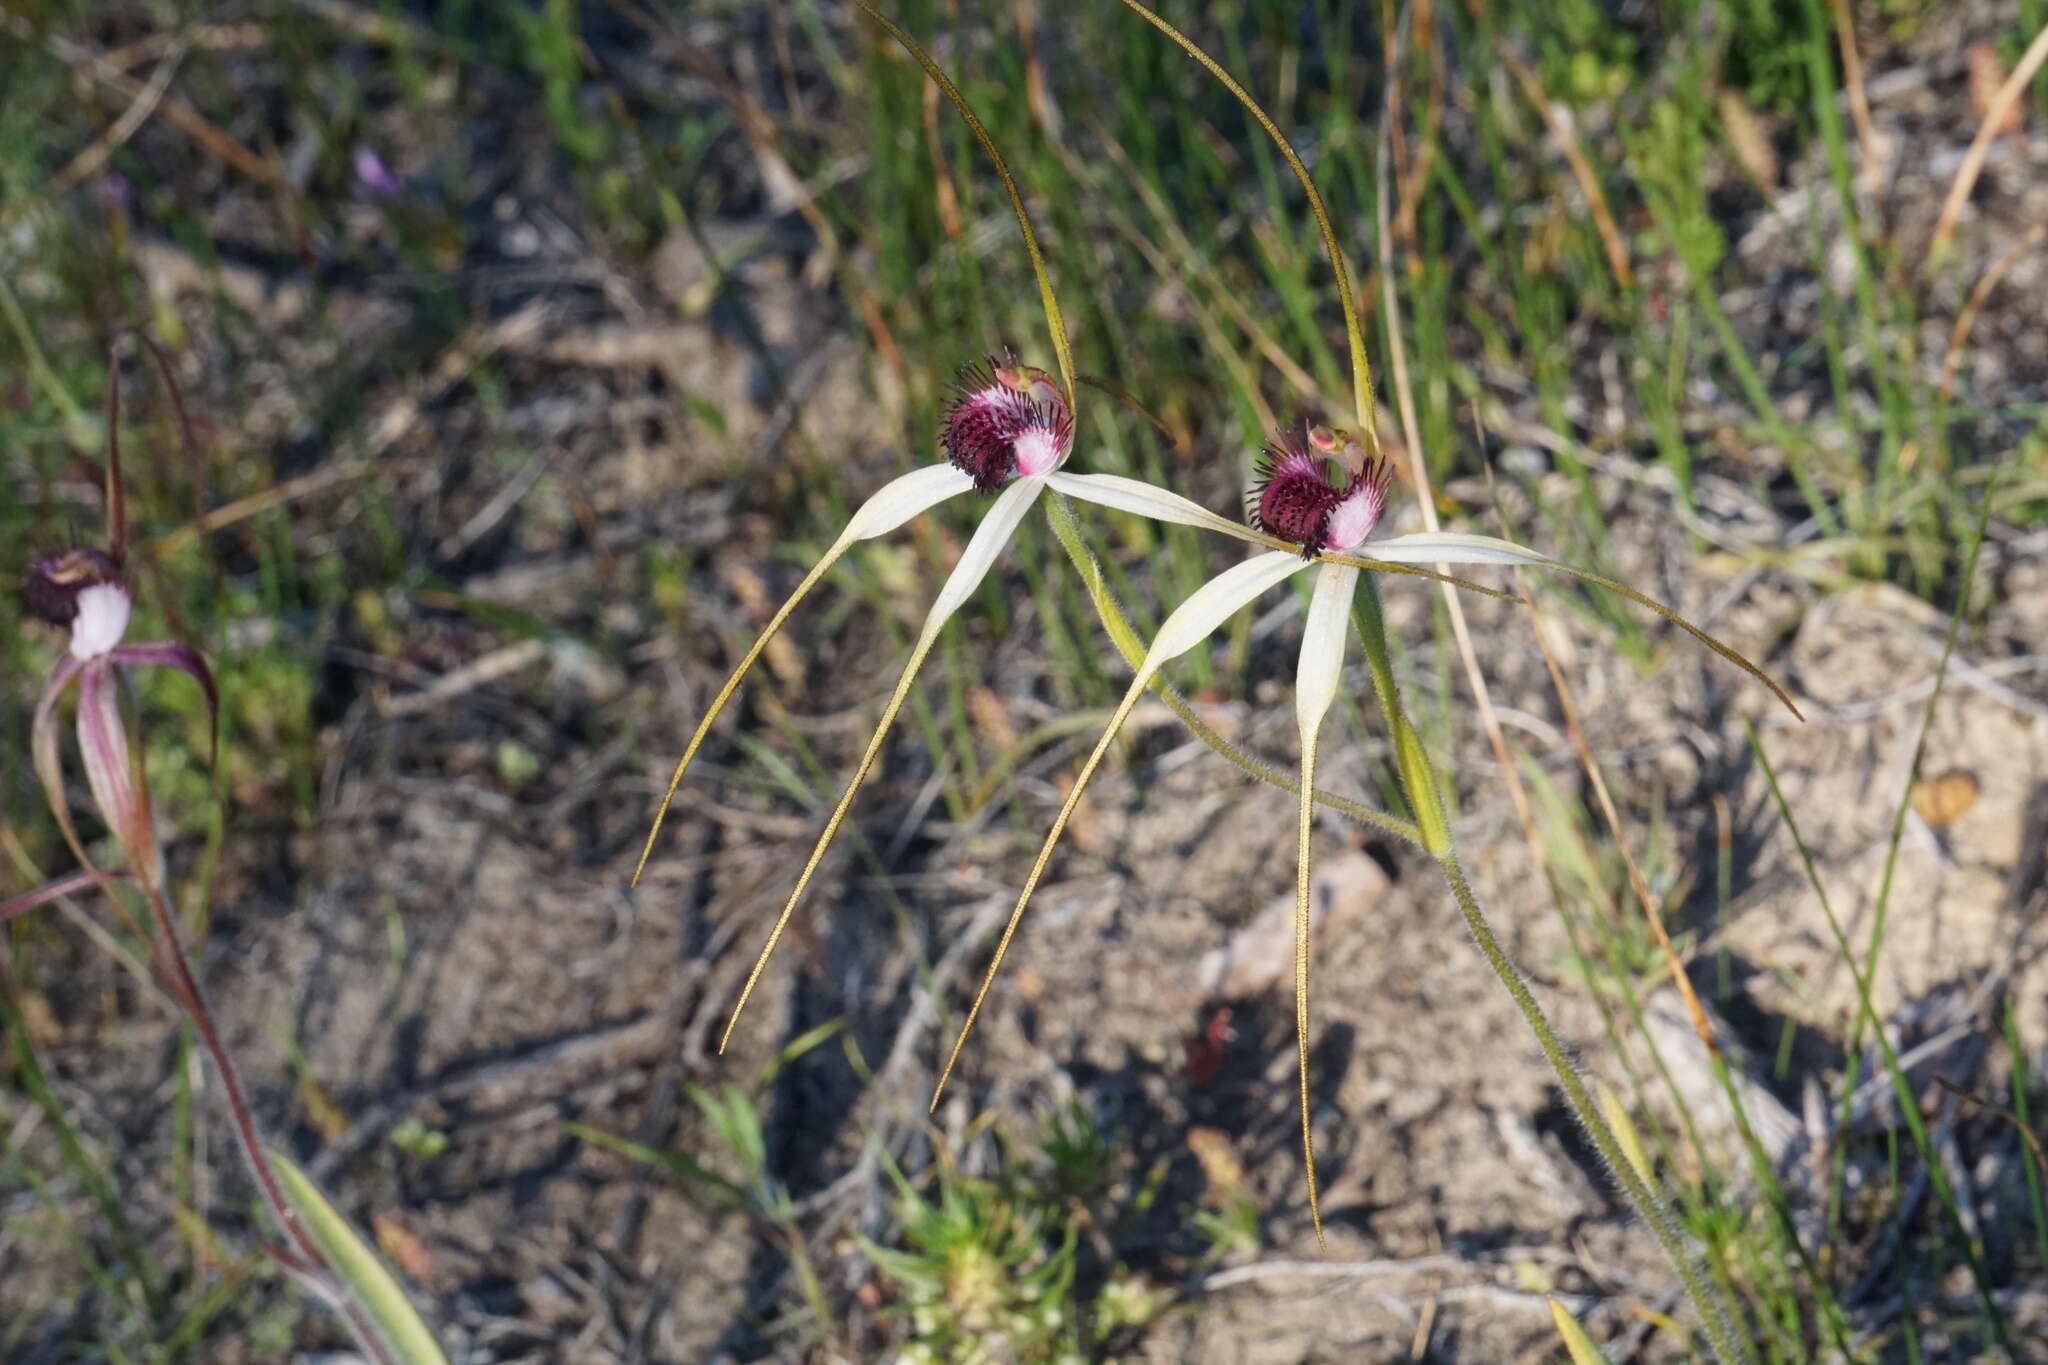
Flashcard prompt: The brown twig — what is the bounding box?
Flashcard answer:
[922,76,964,239]
[3,14,282,188]
[1938,218,2048,399]
[1929,22,2048,258]
[1498,45,1634,291]
[1015,0,1061,141]
[1824,0,1881,198]
[37,42,186,207]
[1522,596,1721,1059]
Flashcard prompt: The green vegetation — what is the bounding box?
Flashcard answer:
[3,0,2042,1359]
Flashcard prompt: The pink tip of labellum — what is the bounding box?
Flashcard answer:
[940,353,1072,492]
[1247,427,1391,555]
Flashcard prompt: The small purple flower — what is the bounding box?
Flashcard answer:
[352,145,402,198]
[1247,423,1390,556]
[96,172,133,212]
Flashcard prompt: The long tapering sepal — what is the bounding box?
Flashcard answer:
[1290,561,1358,1249]
[633,465,975,885]
[719,476,1044,1051]
[1362,530,1801,719]
[933,550,1308,1106]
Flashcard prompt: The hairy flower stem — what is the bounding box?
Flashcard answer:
[1351,579,1753,1365]
[1042,491,1421,847]
[130,868,398,1365]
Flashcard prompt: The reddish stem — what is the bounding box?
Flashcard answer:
[131,870,401,1365]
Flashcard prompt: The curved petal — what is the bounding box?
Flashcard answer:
[720,475,1046,1050]
[1049,472,1516,600]
[844,464,977,540]
[76,663,145,853]
[1047,470,1249,540]
[934,549,1309,1107]
[635,464,976,884]
[1363,529,1565,567]
[32,654,95,872]
[111,641,219,765]
[1367,532,1801,718]
[1142,551,1306,669]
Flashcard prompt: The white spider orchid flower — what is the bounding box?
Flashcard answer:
[633,360,1394,1049]
[932,420,1801,1246]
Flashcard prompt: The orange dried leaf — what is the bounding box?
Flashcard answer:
[373,1212,437,1282]
[1912,771,1980,829]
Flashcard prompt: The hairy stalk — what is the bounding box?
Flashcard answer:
[1352,580,1753,1365]
[1043,491,1421,846]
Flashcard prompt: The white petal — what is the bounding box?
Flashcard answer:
[919,476,1044,636]
[1295,563,1357,745]
[842,464,977,544]
[1047,471,1246,538]
[1141,551,1306,674]
[1363,530,1559,568]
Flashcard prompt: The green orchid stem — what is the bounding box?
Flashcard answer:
[1351,579,1754,1365]
[1043,491,1422,848]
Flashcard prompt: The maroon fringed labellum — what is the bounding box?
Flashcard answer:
[1247,426,1389,555]
[24,547,122,628]
[939,353,1072,492]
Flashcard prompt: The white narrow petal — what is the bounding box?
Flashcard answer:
[1046,471,1246,539]
[917,475,1045,640]
[842,464,977,543]
[1295,563,1358,746]
[1141,551,1306,675]
[1363,530,1559,568]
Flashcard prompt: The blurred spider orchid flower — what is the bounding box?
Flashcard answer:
[11,551,215,922]
[931,420,1801,1244]
[4,352,439,1365]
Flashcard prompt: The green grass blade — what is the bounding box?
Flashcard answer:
[1549,1297,1615,1365]
[269,1151,450,1365]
